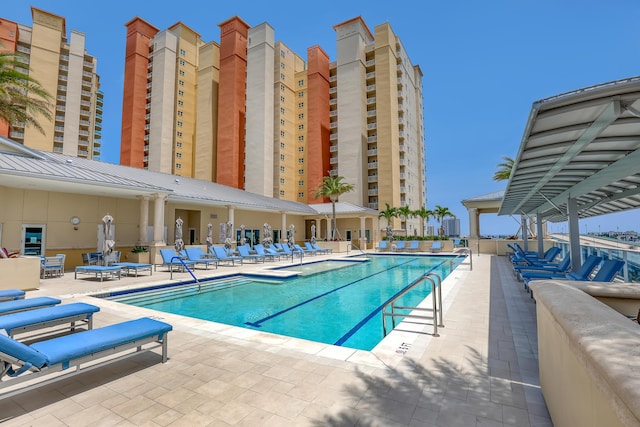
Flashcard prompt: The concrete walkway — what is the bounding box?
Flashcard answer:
[0,254,552,426]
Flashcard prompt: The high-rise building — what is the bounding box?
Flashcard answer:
[0,7,103,159]
[120,15,425,232]
[443,218,461,237]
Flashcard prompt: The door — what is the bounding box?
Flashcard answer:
[189,228,196,245]
[22,224,46,256]
[345,229,352,241]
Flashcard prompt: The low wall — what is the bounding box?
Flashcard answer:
[0,256,41,291]
[530,280,640,427]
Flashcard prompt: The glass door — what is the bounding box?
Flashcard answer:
[22,224,46,256]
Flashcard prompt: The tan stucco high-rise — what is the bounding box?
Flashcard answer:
[0,8,103,159]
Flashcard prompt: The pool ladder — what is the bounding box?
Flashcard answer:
[170,256,201,291]
[348,242,369,258]
[382,272,443,338]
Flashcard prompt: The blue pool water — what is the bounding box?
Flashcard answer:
[104,255,456,350]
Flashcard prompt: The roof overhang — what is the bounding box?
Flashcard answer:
[499,76,640,222]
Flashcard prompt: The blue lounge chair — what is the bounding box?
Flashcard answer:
[275,243,303,258]
[294,244,316,256]
[158,249,196,272]
[0,297,61,316]
[311,242,332,254]
[522,255,603,294]
[512,247,561,266]
[590,259,625,282]
[514,255,571,279]
[237,244,265,263]
[406,241,419,252]
[0,317,172,397]
[376,241,389,252]
[0,302,100,338]
[0,290,25,302]
[430,241,442,253]
[393,241,406,252]
[254,244,281,261]
[184,247,219,270]
[304,242,321,255]
[210,246,243,266]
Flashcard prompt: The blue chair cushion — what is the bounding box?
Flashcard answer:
[31,318,173,367]
[0,303,99,334]
[0,290,25,300]
[0,297,61,315]
[0,333,49,369]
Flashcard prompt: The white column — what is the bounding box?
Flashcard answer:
[567,197,582,272]
[521,214,529,252]
[152,193,167,245]
[468,208,479,239]
[138,195,150,245]
[316,219,322,241]
[359,216,366,249]
[536,212,544,257]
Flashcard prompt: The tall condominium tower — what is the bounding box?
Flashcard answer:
[331,18,425,233]
[120,15,425,232]
[0,7,103,159]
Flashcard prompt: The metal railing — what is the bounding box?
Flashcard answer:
[170,256,200,290]
[347,242,368,257]
[450,248,472,270]
[382,272,443,338]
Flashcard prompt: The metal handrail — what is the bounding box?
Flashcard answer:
[170,256,200,290]
[348,242,368,257]
[450,248,472,271]
[382,272,442,338]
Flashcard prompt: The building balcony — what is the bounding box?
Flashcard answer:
[330,111,337,117]
[368,202,378,210]
[330,99,337,105]
[366,60,375,67]
[368,162,378,169]
[367,149,377,156]
[329,87,337,94]
[367,123,377,129]
[330,157,338,165]
[367,110,376,117]
[330,123,338,129]
[330,75,337,82]
[366,84,376,92]
[366,72,375,79]
[329,169,338,176]
[367,97,376,105]
[330,145,338,152]
[368,189,378,196]
[330,134,337,141]
[9,131,24,139]
[54,136,63,142]
[368,136,377,143]
[368,175,378,183]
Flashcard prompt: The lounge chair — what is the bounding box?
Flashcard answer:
[430,241,442,253]
[40,256,63,279]
[406,241,419,252]
[522,255,603,293]
[158,249,196,272]
[0,290,25,302]
[111,262,153,277]
[512,247,561,266]
[275,243,303,258]
[74,265,122,281]
[0,297,61,316]
[376,241,389,252]
[294,244,316,256]
[0,317,172,398]
[304,242,322,255]
[0,302,100,338]
[254,244,281,261]
[237,245,265,263]
[514,256,571,280]
[210,246,243,266]
[311,242,332,254]
[392,241,406,252]
[590,259,625,282]
[184,247,219,270]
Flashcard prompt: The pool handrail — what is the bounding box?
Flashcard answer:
[170,256,200,290]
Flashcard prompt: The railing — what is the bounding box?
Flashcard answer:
[347,242,368,257]
[450,248,472,271]
[170,256,200,290]
[382,272,443,338]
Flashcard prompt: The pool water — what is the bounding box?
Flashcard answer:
[105,255,455,350]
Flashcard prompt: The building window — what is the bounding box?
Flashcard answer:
[280,154,285,161]
[298,180,304,186]
[178,90,184,96]
[280,73,285,80]
[298,124,304,130]
[280,107,285,114]
[298,192,304,198]
[177,121,183,127]
[176,142,182,147]
[280,166,285,173]
[280,190,285,196]
[280,96,285,103]
[298,113,304,119]
[280,130,285,137]
[280,178,285,184]
[298,158,304,164]
[176,163,182,169]
[280,50,285,58]
[280,142,285,149]
[178,100,184,106]
[298,102,304,108]
[298,79,304,87]
[179,48,186,56]
[298,146,304,152]
[177,131,183,138]
[176,153,182,158]
[298,136,304,141]
[298,92,304,98]
[298,169,304,174]
[178,80,184,86]
[281,62,285,69]
[179,59,185,66]
[179,70,185,76]
[177,111,183,117]
[280,119,285,126]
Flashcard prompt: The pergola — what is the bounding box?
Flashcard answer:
[499,76,640,270]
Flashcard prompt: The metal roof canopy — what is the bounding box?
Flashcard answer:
[499,76,640,222]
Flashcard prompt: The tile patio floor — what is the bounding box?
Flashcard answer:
[0,253,552,426]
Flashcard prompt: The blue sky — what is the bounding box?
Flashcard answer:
[5,0,640,235]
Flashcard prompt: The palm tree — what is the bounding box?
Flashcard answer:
[0,50,53,134]
[434,205,454,237]
[314,175,354,240]
[378,203,398,227]
[397,205,413,236]
[493,156,515,181]
[413,206,434,236]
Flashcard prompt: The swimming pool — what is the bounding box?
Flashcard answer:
[103,255,456,350]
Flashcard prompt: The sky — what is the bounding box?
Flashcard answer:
[5,0,640,236]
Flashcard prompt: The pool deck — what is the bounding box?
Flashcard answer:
[0,252,552,426]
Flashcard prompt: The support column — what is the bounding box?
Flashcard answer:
[468,208,479,239]
[281,212,287,240]
[316,218,322,241]
[536,212,544,257]
[138,195,150,245]
[152,193,167,245]
[567,197,582,272]
[521,214,529,252]
[359,216,366,250]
